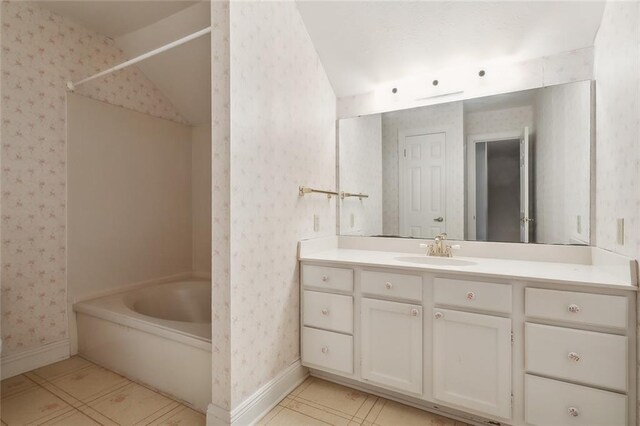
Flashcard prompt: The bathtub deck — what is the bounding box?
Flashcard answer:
[0,356,205,425]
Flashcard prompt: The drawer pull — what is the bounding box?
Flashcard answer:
[434,311,443,319]
[321,346,329,354]
[385,282,393,289]
[568,407,579,417]
[568,304,581,313]
[466,291,476,301]
[567,352,581,362]
[410,308,419,317]
[321,308,329,316]
[321,275,329,282]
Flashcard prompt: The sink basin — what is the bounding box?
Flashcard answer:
[394,256,477,267]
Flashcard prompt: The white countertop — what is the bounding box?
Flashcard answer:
[300,247,637,290]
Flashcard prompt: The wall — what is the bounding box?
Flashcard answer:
[338,115,383,236]
[67,93,192,301]
[209,0,337,411]
[593,3,640,422]
[464,105,534,136]
[534,81,591,245]
[337,47,594,119]
[0,1,186,357]
[381,102,464,239]
[192,125,212,276]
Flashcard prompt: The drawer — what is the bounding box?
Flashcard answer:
[434,278,511,313]
[525,288,628,329]
[302,327,353,375]
[303,291,353,334]
[525,374,626,426]
[361,270,422,302]
[525,323,627,391]
[302,264,353,293]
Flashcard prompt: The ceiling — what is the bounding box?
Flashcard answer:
[37,1,198,38]
[297,1,606,97]
[38,0,210,125]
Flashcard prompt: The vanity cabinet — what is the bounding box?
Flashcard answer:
[432,308,512,419]
[299,257,636,426]
[361,298,422,394]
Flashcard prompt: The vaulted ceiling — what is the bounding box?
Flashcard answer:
[297,1,606,97]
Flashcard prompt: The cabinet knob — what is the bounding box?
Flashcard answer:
[321,275,329,282]
[466,291,475,301]
[434,312,443,319]
[321,308,329,316]
[385,282,392,289]
[568,352,581,362]
[568,304,580,313]
[568,407,579,417]
[321,346,328,354]
[411,308,419,317]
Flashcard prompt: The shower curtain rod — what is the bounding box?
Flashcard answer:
[66,26,212,91]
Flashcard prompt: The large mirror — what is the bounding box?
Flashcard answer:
[338,80,592,245]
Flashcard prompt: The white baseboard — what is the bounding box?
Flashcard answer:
[207,360,308,426]
[1,339,70,379]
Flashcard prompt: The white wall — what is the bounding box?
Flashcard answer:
[227,1,337,409]
[465,106,534,136]
[192,125,212,276]
[534,81,591,245]
[381,102,464,239]
[338,115,383,236]
[67,94,193,302]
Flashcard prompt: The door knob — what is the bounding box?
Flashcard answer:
[434,217,444,222]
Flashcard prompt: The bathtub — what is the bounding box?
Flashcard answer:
[74,280,212,412]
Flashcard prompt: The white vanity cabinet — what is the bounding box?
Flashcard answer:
[361,297,422,394]
[299,255,636,426]
[433,308,512,419]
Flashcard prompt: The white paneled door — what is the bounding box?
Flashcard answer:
[433,308,512,419]
[361,298,422,394]
[520,126,531,243]
[399,131,446,238]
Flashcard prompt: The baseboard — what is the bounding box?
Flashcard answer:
[1,339,70,379]
[207,360,308,426]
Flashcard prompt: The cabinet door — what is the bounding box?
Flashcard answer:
[361,298,422,394]
[433,308,511,419]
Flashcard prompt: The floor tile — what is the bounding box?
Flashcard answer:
[289,377,313,396]
[373,399,458,426]
[285,399,351,426]
[264,407,330,425]
[24,372,84,409]
[146,405,206,425]
[1,375,36,399]
[257,405,284,426]
[296,378,368,417]
[1,386,71,425]
[32,357,93,381]
[353,395,378,421]
[87,382,179,425]
[49,365,129,403]
[39,409,101,425]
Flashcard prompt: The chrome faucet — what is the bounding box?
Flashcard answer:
[420,233,459,257]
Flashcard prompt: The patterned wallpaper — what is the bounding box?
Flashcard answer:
[464,105,533,136]
[0,1,186,356]
[381,102,464,239]
[593,3,640,422]
[227,1,336,409]
[338,115,383,236]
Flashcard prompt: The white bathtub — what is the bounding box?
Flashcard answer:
[74,280,212,412]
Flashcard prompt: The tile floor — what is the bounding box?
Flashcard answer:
[1,356,205,425]
[259,376,470,426]
[2,357,468,426]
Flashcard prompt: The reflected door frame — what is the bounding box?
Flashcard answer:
[466,130,523,241]
[398,127,448,238]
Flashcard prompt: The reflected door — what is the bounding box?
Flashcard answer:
[399,131,446,237]
[519,127,531,243]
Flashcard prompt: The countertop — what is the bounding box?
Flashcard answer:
[299,248,637,290]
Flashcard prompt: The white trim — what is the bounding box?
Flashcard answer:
[206,360,308,426]
[466,130,522,240]
[1,339,70,379]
